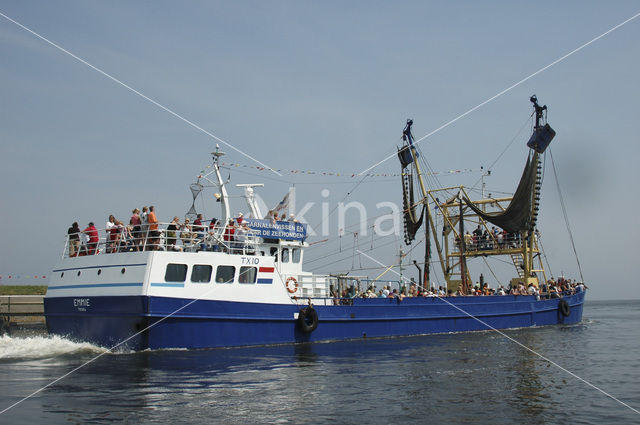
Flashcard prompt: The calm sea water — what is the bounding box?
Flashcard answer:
[0,300,639,424]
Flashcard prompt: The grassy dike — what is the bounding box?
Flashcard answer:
[0,285,48,295]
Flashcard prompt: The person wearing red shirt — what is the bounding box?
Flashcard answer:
[130,208,142,251]
[83,222,99,255]
[223,219,235,253]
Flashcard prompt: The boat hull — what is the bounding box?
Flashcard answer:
[44,291,585,350]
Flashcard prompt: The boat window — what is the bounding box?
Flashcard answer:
[191,264,212,283]
[281,248,289,263]
[165,263,188,282]
[239,267,257,284]
[292,248,301,263]
[215,265,236,284]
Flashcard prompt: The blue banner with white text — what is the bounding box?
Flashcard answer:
[244,219,307,241]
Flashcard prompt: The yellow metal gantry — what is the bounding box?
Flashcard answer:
[423,186,547,292]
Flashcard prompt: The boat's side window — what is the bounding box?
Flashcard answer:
[292,248,301,263]
[239,267,257,284]
[165,263,188,282]
[191,264,212,283]
[215,265,236,284]
[281,248,289,263]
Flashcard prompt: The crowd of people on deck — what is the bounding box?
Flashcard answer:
[66,207,299,257]
[455,225,523,251]
[331,277,586,304]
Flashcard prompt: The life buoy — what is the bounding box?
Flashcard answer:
[286,277,298,293]
[558,299,570,317]
[297,306,318,333]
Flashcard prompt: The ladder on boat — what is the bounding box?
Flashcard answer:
[510,253,545,282]
[510,253,526,279]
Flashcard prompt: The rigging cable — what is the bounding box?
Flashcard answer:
[470,113,533,191]
[549,148,585,283]
[536,232,554,280]
[481,256,505,287]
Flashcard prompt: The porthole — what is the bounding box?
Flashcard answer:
[97,269,102,275]
[77,271,81,276]
[121,268,126,274]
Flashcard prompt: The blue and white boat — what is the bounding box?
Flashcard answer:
[44,97,585,350]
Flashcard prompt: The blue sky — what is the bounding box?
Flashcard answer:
[1,1,639,300]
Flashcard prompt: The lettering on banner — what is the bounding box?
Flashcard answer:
[243,219,307,241]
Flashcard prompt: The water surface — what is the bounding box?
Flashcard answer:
[1,300,638,424]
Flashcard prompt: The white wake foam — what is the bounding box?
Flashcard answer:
[0,334,108,361]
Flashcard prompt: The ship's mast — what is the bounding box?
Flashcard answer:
[212,145,231,225]
[403,120,433,288]
[522,95,547,284]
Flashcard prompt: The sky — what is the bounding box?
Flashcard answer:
[1,1,639,300]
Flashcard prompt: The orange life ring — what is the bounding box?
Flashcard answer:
[286,277,298,293]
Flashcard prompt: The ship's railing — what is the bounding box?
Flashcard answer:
[452,232,524,253]
[302,288,584,306]
[294,275,405,302]
[61,223,262,259]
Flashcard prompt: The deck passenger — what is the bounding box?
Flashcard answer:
[207,218,221,251]
[148,206,158,234]
[408,281,417,297]
[180,219,193,248]
[224,219,236,252]
[234,223,248,254]
[114,220,127,251]
[472,225,482,249]
[67,222,81,257]
[106,215,116,232]
[193,213,205,249]
[83,222,99,255]
[268,210,277,224]
[497,231,504,248]
[106,215,117,253]
[145,206,159,250]
[141,206,149,243]
[123,221,136,251]
[130,208,142,251]
[332,290,340,305]
[464,232,472,249]
[166,217,180,250]
[347,286,356,298]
